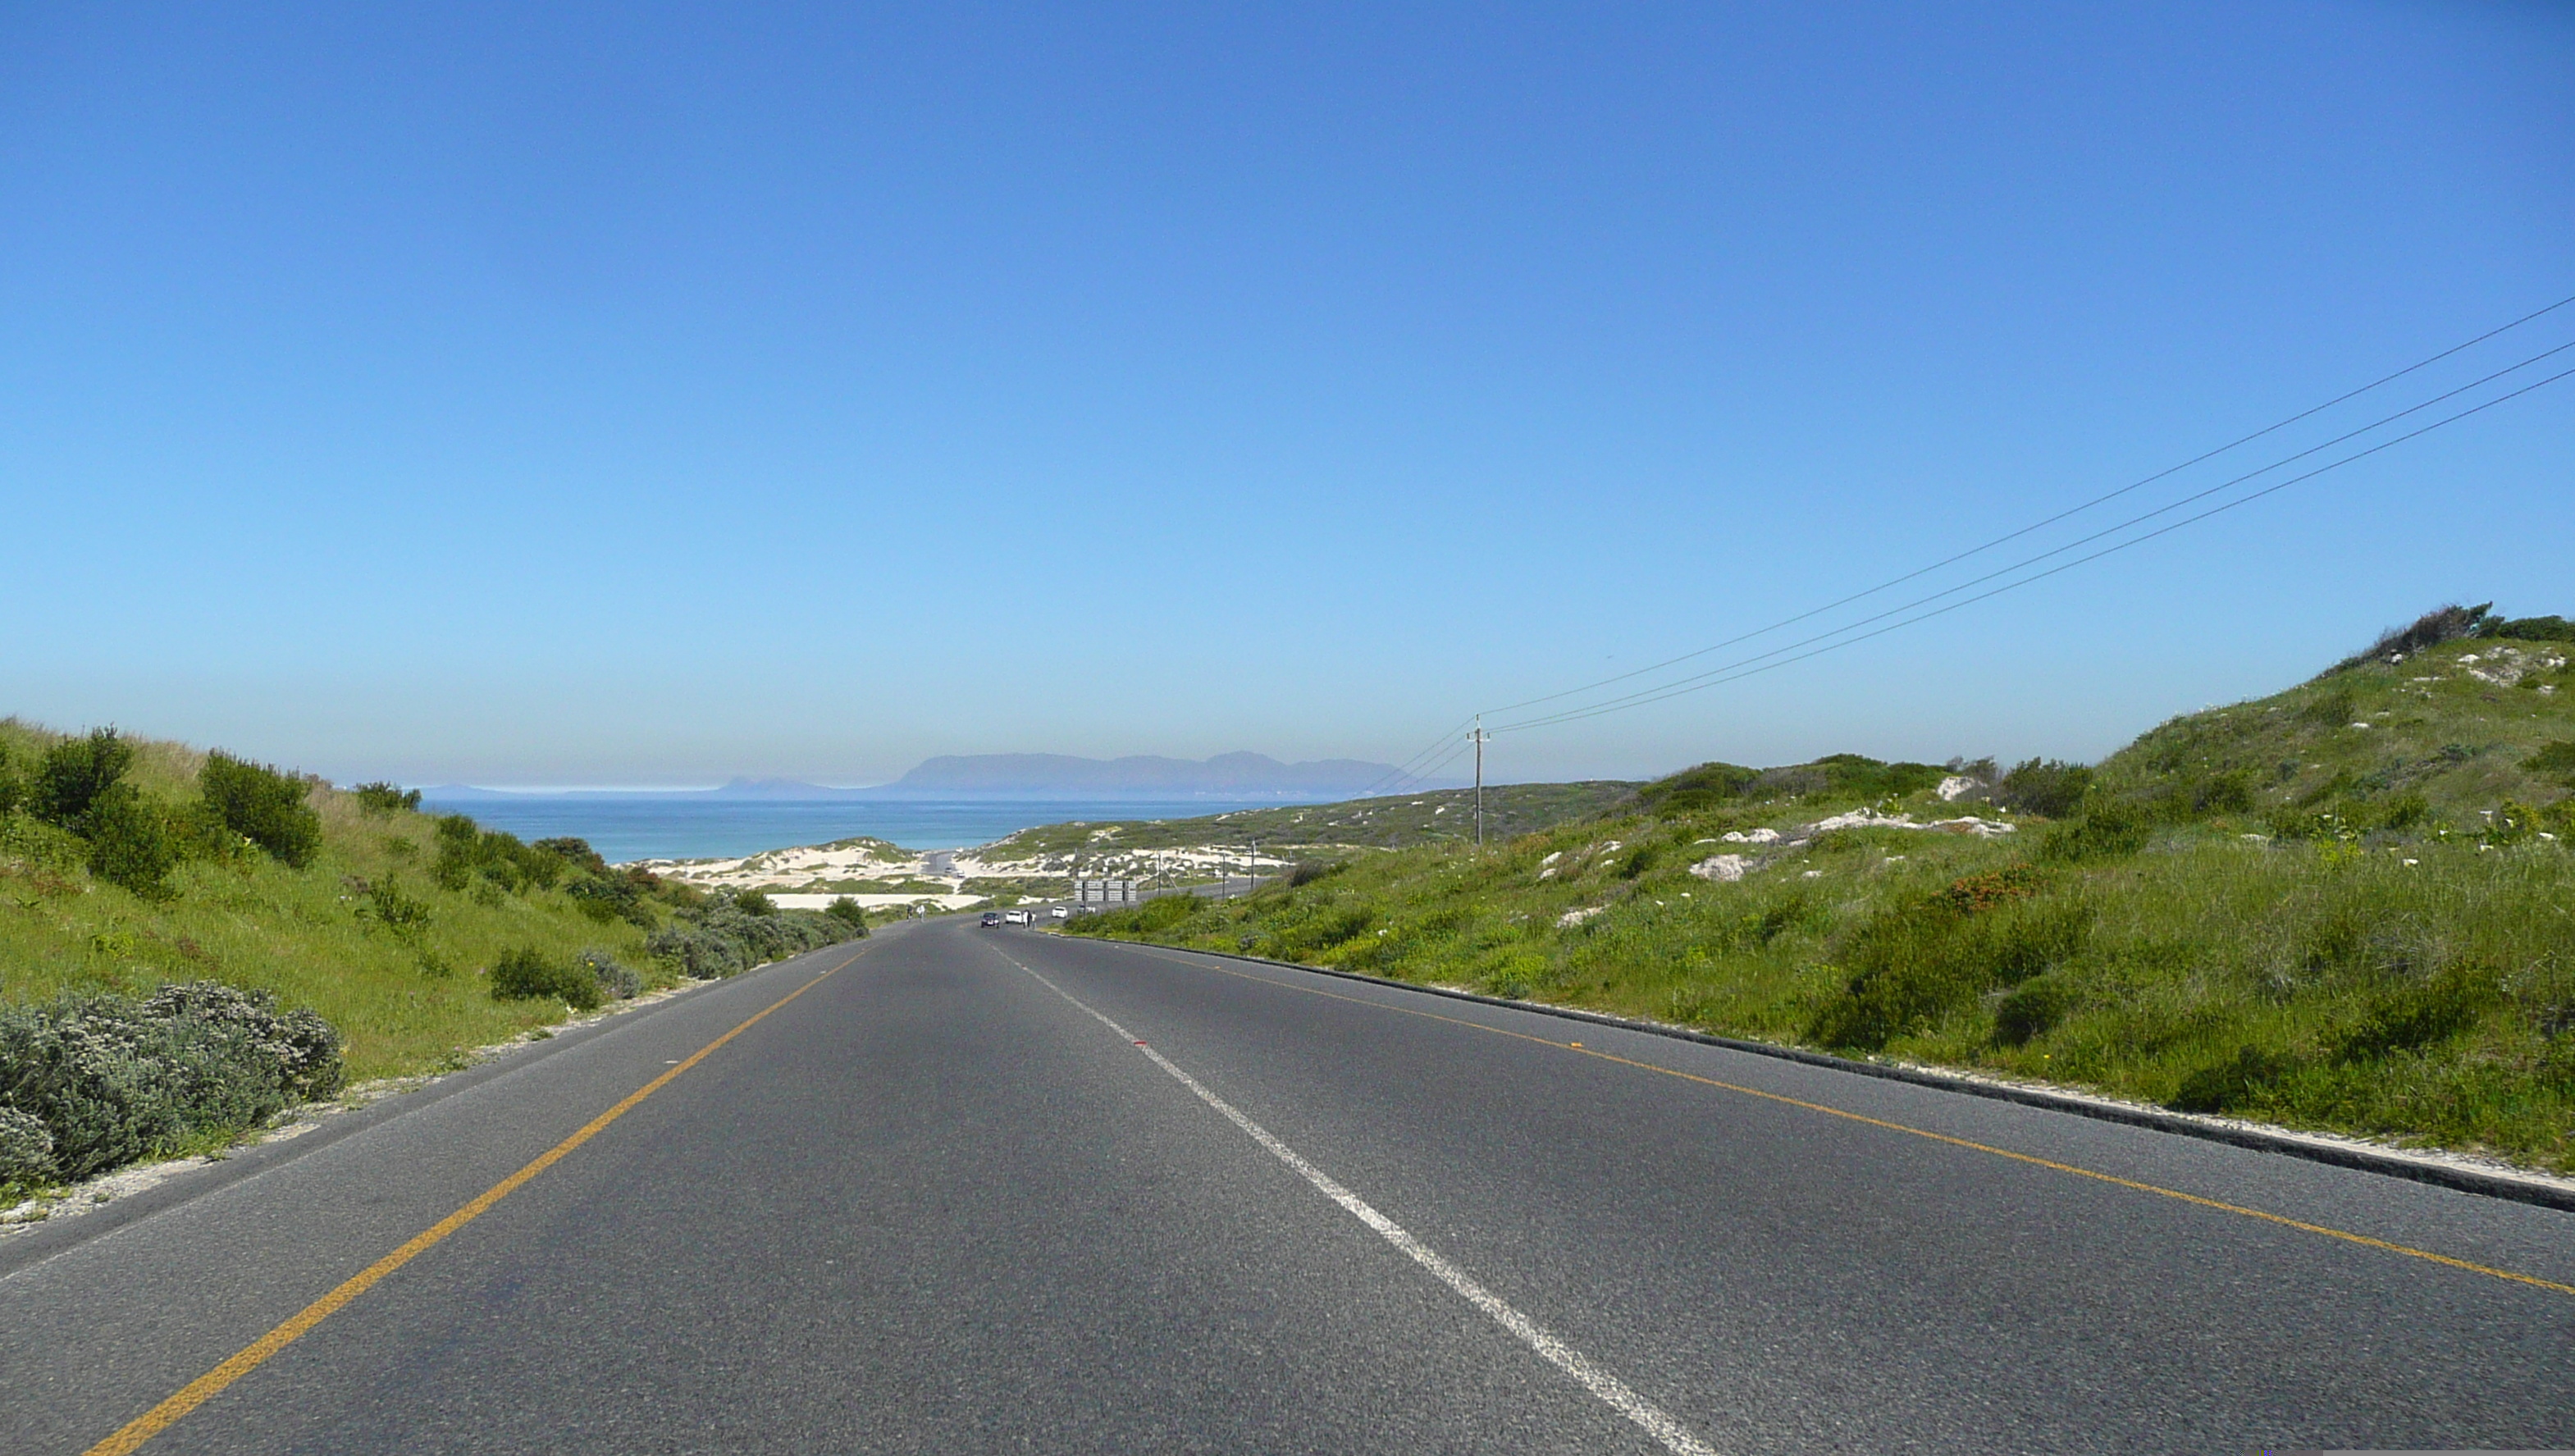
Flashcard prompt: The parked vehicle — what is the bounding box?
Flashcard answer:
[1003,909,1034,926]
[1048,906,1070,920]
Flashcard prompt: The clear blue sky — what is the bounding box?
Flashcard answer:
[3,2,2568,788]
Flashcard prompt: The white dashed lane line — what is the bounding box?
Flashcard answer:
[991,946,1720,1456]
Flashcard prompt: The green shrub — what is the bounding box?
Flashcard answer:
[83,787,182,899]
[0,981,343,1181]
[2524,741,2575,784]
[2485,801,2543,848]
[0,746,21,818]
[2479,614,2575,642]
[351,782,422,813]
[735,889,777,916]
[1811,894,2091,1052]
[2170,1046,2303,1114]
[824,897,869,929]
[30,728,135,829]
[532,837,610,874]
[1993,974,2078,1047]
[565,872,652,927]
[2332,967,2498,1062]
[356,879,432,938]
[1993,759,2094,818]
[199,751,322,869]
[1636,761,1762,814]
[488,947,603,1010]
[1287,860,1345,888]
[2040,796,2154,861]
[431,815,564,894]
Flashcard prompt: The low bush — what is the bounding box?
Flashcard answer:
[643,901,858,979]
[575,949,642,1001]
[1937,863,2042,914]
[2478,613,2575,643]
[0,1107,54,1189]
[1810,894,2091,1052]
[356,879,433,938]
[351,782,422,813]
[2169,1046,2303,1114]
[431,816,568,895]
[2524,740,2575,784]
[2338,602,2491,670]
[83,787,182,899]
[488,947,603,1011]
[28,728,134,829]
[734,889,777,916]
[2331,966,2499,1063]
[199,751,322,868]
[1992,974,2078,1047]
[0,981,344,1184]
[533,837,610,874]
[1993,760,2093,819]
[566,871,653,927]
[1637,754,1945,815]
[824,897,868,929]
[2039,796,2154,861]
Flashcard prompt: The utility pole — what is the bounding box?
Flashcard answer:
[1472,716,1488,848]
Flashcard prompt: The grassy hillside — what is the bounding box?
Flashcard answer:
[979,781,1642,865]
[0,719,856,1084]
[1071,609,2575,1172]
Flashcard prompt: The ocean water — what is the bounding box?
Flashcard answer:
[416,797,1280,864]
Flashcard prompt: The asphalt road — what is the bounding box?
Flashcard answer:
[4,917,2572,1454]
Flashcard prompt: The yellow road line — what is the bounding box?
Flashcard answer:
[82,949,865,1456]
[1125,945,2575,1299]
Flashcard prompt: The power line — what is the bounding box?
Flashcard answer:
[1349,717,1477,800]
[1480,290,2575,720]
[1491,336,2575,732]
[1495,362,2575,733]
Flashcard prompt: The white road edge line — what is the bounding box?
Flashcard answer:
[995,947,1719,1456]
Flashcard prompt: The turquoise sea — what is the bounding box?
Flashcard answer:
[418,797,1280,864]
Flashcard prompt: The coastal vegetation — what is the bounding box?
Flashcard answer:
[1071,607,2575,1172]
[0,719,862,1200]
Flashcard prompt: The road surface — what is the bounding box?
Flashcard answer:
[4,916,2570,1454]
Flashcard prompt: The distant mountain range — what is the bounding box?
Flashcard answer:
[419,751,1421,802]
[877,751,1405,799]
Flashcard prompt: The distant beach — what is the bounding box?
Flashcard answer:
[418,796,1285,863]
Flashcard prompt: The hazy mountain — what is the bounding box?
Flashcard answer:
[869,751,1410,800]
[418,755,1421,802]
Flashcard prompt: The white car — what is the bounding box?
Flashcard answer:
[1048,906,1070,920]
[1002,909,1034,925]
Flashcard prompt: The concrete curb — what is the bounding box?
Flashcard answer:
[1071,931,2575,1216]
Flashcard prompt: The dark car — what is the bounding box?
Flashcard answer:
[979,912,1002,928]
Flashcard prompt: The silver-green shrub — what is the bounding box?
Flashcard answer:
[0,981,345,1183]
[576,949,641,1001]
[0,1107,56,1188]
[645,903,858,979]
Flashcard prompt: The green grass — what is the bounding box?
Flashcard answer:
[0,719,681,1083]
[1069,631,2575,1172]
